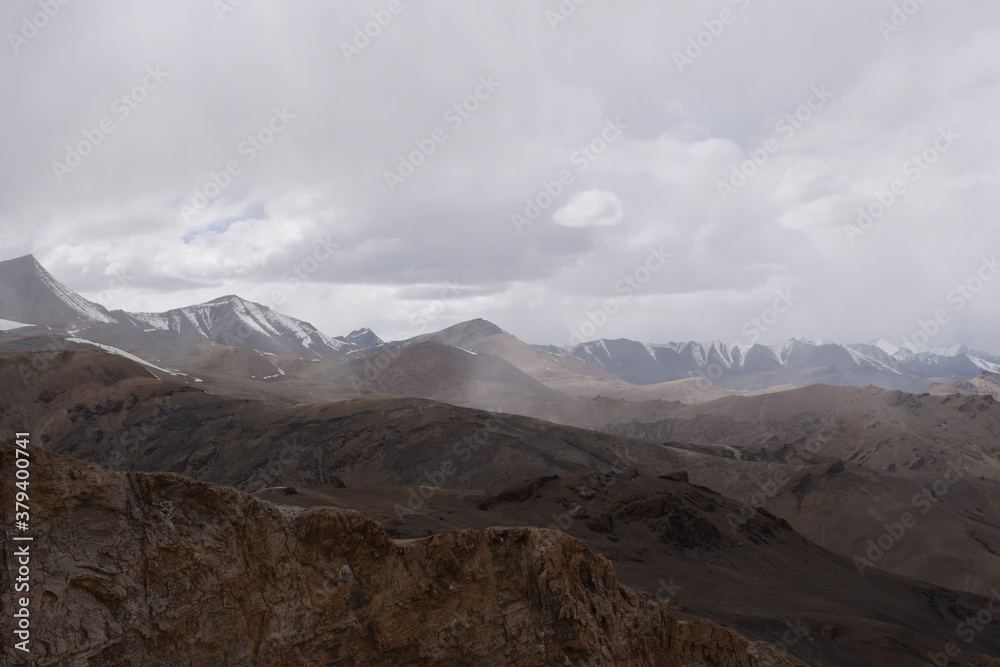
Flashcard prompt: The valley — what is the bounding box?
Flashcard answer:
[3,255,1000,665]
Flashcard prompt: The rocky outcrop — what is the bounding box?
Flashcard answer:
[1,448,798,666]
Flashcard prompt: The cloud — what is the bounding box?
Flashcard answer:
[2,2,1000,349]
[551,190,624,228]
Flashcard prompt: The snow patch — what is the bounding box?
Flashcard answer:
[969,356,1000,373]
[0,318,31,331]
[899,341,969,357]
[65,337,187,377]
[845,347,904,374]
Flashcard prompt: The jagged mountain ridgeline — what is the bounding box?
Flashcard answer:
[3,254,1000,665]
[539,336,1000,392]
[2,254,998,395]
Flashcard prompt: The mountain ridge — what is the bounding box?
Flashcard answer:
[539,336,1000,392]
[8,446,801,666]
[3,254,999,394]
[0,254,115,329]
[112,292,350,359]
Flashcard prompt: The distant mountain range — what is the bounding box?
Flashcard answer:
[2,253,998,394]
[7,253,1000,665]
[0,255,354,360]
[539,337,1000,392]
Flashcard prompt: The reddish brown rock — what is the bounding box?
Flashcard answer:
[1,448,797,666]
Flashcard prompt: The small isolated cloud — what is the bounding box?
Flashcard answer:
[551,190,624,228]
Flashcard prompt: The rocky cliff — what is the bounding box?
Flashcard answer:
[1,448,798,666]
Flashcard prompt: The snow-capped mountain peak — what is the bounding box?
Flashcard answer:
[123,296,352,358]
[0,254,115,328]
[536,335,1000,392]
[897,341,971,357]
[338,327,383,348]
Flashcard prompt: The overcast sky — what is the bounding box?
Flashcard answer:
[2,1,999,351]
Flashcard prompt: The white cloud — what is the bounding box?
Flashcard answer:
[551,190,624,228]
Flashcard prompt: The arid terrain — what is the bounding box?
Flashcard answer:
[4,255,1000,665]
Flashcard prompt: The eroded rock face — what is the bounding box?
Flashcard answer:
[1,449,798,666]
